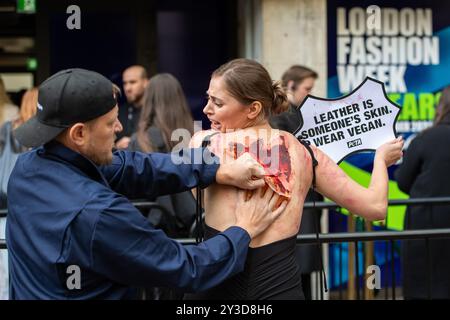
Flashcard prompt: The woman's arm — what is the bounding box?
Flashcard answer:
[314,137,403,221]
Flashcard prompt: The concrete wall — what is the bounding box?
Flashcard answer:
[260,0,327,96]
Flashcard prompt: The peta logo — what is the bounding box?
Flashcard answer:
[347,138,362,148]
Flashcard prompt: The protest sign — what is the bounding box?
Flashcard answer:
[295,77,400,163]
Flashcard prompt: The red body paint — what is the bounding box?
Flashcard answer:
[230,136,292,198]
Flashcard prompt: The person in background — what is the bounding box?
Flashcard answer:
[0,87,38,206]
[128,73,197,299]
[0,87,38,300]
[269,65,321,299]
[395,85,450,299]
[13,88,39,132]
[269,65,318,132]
[0,77,19,127]
[115,65,149,149]
[130,73,193,154]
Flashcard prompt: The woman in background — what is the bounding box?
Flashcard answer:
[1,87,38,205]
[129,73,196,237]
[0,87,38,300]
[130,73,193,153]
[0,77,19,127]
[128,73,196,300]
[396,85,450,299]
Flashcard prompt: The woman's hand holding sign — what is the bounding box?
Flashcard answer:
[375,136,404,167]
[314,135,404,221]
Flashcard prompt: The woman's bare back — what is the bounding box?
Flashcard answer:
[192,127,314,247]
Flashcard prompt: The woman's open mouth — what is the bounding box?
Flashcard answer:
[210,120,222,131]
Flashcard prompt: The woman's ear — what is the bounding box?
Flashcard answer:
[247,101,263,120]
[68,123,88,146]
[287,80,295,91]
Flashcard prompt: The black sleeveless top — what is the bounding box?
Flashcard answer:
[185,224,305,300]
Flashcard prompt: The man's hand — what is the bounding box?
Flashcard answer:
[116,136,131,150]
[216,153,266,190]
[235,187,288,239]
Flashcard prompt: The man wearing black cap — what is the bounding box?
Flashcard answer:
[6,68,287,300]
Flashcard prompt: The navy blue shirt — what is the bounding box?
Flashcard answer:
[6,141,250,299]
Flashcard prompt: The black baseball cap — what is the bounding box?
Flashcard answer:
[14,68,118,148]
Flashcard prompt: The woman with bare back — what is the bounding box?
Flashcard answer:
[186,59,404,300]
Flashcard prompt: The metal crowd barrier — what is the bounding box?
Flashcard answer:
[2,196,450,300]
[1,196,449,217]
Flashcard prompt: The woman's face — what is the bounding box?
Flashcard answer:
[203,76,251,132]
[291,76,315,106]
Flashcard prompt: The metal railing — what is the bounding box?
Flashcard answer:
[2,196,450,217]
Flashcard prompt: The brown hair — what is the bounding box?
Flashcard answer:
[16,88,38,126]
[137,73,193,152]
[212,58,289,118]
[0,77,13,124]
[281,65,318,91]
[435,85,450,125]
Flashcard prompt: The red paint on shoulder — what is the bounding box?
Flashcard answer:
[231,134,293,198]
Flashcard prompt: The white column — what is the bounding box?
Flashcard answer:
[260,0,327,96]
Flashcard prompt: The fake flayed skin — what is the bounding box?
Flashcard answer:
[209,134,293,199]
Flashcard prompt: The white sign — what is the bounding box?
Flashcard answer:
[295,77,400,163]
